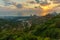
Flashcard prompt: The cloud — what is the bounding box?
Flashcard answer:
[35,0,51,6]
[50,0,60,4]
[35,0,40,3]
[2,0,12,6]
[0,7,42,16]
[40,2,50,6]
[27,1,36,4]
[14,3,23,8]
[2,0,23,8]
[1,0,60,16]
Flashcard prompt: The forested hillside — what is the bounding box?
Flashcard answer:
[0,14,60,40]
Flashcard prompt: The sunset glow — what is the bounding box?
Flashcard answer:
[0,0,60,16]
[40,3,59,16]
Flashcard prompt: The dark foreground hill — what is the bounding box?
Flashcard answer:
[0,14,60,40]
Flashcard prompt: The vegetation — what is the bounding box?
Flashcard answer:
[0,14,60,40]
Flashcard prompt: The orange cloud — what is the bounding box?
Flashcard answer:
[39,3,60,16]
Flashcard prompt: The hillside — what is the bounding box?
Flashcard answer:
[0,14,60,40]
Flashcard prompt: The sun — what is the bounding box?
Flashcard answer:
[40,3,59,16]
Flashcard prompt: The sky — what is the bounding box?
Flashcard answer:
[0,0,60,16]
